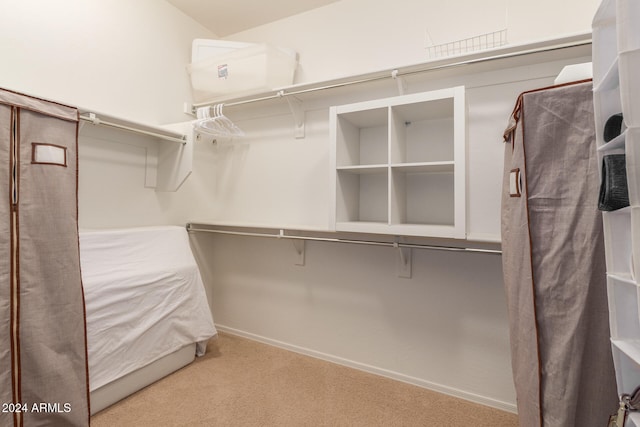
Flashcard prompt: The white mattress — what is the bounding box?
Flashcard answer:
[80,226,217,391]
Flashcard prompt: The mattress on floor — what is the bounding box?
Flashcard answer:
[79,225,217,391]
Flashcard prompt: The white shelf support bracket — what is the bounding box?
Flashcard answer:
[88,112,100,125]
[292,239,306,266]
[280,91,305,139]
[81,112,99,131]
[392,69,406,95]
[394,240,412,278]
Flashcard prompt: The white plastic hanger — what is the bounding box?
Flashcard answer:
[193,104,244,139]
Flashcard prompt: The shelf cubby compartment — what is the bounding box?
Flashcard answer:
[594,87,624,151]
[610,340,640,396]
[593,57,619,94]
[335,167,389,232]
[335,107,388,167]
[607,275,640,340]
[617,0,640,53]
[389,163,458,237]
[627,128,640,206]
[631,207,640,280]
[619,49,640,127]
[390,98,454,164]
[592,0,618,87]
[608,277,640,410]
[602,209,634,278]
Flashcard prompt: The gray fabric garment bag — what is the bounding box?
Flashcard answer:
[501,81,617,427]
[0,88,90,426]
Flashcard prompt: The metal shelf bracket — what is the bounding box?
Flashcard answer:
[277,229,306,265]
[394,239,412,278]
[392,69,407,95]
[292,240,306,266]
[279,91,305,139]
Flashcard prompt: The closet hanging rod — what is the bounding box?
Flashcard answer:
[186,224,502,255]
[192,34,592,112]
[79,113,187,145]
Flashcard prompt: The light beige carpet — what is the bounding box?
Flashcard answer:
[91,332,518,426]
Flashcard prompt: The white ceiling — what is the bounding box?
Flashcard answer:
[166,0,341,37]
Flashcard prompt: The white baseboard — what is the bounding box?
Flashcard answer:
[215,324,518,414]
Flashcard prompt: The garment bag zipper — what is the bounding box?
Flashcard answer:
[10,107,21,427]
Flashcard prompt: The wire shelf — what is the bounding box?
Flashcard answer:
[426,29,508,59]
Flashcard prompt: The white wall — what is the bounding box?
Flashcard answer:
[223,0,598,84]
[0,0,214,124]
[0,0,217,228]
[191,232,515,410]
[507,0,600,44]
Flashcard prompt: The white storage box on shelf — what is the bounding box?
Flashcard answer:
[187,42,298,103]
[191,39,252,63]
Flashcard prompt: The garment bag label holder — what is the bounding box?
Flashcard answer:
[509,168,522,197]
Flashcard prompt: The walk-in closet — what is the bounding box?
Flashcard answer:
[0,0,635,426]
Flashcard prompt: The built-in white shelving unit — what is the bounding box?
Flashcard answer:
[593,0,640,415]
[189,35,590,241]
[329,86,466,238]
[79,111,187,144]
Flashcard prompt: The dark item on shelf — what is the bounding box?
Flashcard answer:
[604,113,624,142]
[598,154,630,211]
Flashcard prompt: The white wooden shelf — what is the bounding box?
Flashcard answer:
[390,161,455,173]
[335,221,390,234]
[187,222,502,260]
[330,86,465,239]
[79,110,187,144]
[337,165,388,174]
[78,110,193,192]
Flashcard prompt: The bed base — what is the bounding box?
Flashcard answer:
[90,343,196,415]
